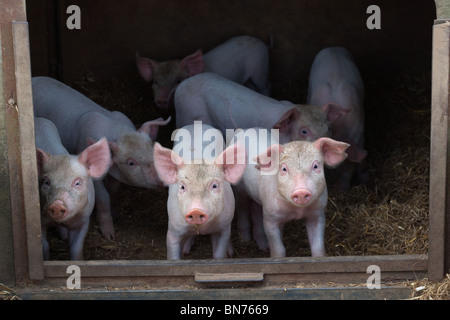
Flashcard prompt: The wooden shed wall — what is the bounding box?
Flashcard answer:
[26,0,435,85]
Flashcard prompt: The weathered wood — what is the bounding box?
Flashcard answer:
[436,0,450,20]
[12,20,43,280]
[429,20,450,280]
[0,0,30,285]
[18,286,414,300]
[41,254,427,288]
[0,18,15,288]
[195,272,264,283]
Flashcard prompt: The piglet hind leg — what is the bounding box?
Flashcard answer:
[211,227,232,259]
[104,175,122,219]
[235,189,252,242]
[182,235,195,257]
[250,201,269,252]
[94,180,115,240]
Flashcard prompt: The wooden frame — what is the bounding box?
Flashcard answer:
[0,0,448,295]
[429,19,450,281]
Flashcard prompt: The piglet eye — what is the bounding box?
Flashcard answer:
[179,183,186,193]
[281,164,288,174]
[300,127,309,136]
[127,159,135,167]
[313,160,321,172]
[73,178,82,187]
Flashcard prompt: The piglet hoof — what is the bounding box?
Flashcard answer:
[100,223,115,241]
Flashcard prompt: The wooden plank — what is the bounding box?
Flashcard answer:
[12,21,44,280]
[435,0,450,20]
[195,273,264,283]
[18,286,414,300]
[429,21,450,281]
[0,0,30,285]
[43,255,427,281]
[0,19,16,287]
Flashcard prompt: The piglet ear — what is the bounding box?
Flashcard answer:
[36,147,51,175]
[314,137,349,168]
[136,52,158,82]
[321,102,351,124]
[78,137,111,178]
[139,116,171,141]
[181,49,204,77]
[214,143,247,184]
[153,142,183,185]
[255,144,283,174]
[273,108,299,134]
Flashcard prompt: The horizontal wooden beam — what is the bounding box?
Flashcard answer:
[18,286,414,300]
[41,254,427,288]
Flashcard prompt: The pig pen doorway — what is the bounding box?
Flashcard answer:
[21,0,440,286]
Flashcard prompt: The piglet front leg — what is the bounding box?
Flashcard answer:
[305,213,326,257]
[166,229,184,260]
[68,218,90,260]
[263,212,286,258]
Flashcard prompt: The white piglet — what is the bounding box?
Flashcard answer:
[35,117,111,260]
[175,72,350,144]
[153,123,246,259]
[230,128,349,257]
[307,47,368,191]
[136,35,271,109]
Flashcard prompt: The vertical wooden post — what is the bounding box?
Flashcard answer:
[0,0,43,284]
[0,25,16,287]
[13,21,43,280]
[429,20,450,281]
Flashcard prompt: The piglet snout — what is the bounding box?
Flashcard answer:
[48,201,68,220]
[185,209,209,225]
[291,189,312,206]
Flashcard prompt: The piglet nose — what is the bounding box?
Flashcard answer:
[291,189,312,206]
[185,209,209,225]
[48,202,68,219]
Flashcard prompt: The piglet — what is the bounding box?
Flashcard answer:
[32,76,170,240]
[153,123,246,259]
[136,35,270,109]
[307,47,368,191]
[35,117,111,260]
[230,128,349,257]
[175,72,349,144]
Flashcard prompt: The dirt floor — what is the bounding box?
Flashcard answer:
[44,66,431,261]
